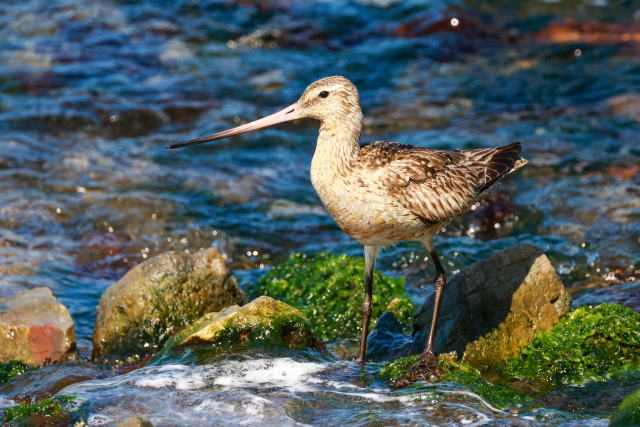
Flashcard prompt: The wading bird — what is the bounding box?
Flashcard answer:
[168,76,527,376]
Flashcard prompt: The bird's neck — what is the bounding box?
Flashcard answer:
[313,113,363,175]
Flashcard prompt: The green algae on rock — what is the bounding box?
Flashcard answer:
[501,303,640,385]
[250,252,414,342]
[2,395,75,424]
[610,387,640,427]
[412,243,571,369]
[148,296,330,366]
[92,248,248,364]
[379,356,531,410]
[0,361,35,384]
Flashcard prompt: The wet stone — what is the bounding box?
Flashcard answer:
[117,416,154,427]
[610,387,640,427]
[365,311,421,363]
[92,248,248,364]
[366,243,572,369]
[0,288,77,367]
[148,296,331,366]
[0,361,101,403]
[602,94,640,122]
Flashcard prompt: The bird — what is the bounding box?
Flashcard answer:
[168,76,528,376]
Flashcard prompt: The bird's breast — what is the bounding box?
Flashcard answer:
[310,157,428,246]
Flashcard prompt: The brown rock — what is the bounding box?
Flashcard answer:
[413,243,572,369]
[536,19,640,45]
[92,248,248,362]
[603,94,640,122]
[118,416,153,427]
[0,287,77,367]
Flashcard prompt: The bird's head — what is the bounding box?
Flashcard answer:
[168,76,362,149]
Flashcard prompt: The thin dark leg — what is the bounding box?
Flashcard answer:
[419,249,447,362]
[358,246,378,365]
[390,247,446,388]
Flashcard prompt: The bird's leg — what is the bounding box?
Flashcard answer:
[419,249,447,365]
[358,246,378,366]
[391,248,446,388]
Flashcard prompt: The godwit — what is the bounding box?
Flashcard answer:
[168,76,527,376]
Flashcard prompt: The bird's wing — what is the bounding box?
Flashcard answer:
[359,141,525,224]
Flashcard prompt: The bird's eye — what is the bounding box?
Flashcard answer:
[319,91,329,98]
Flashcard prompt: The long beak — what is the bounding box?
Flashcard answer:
[167,102,304,149]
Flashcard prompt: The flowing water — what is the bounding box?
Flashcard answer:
[1,0,639,424]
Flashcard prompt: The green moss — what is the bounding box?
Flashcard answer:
[379,355,420,381]
[501,303,640,385]
[379,356,531,410]
[2,396,75,423]
[610,387,640,427]
[148,296,330,366]
[0,361,35,384]
[251,252,414,342]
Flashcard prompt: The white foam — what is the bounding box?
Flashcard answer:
[134,365,207,390]
[212,358,327,391]
[87,414,111,426]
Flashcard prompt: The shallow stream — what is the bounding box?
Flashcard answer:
[1,0,639,424]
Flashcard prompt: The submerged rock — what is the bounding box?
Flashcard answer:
[501,303,640,384]
[118,416,154,427]
[379,356,531,410]
[0,287,77,367]
[610,387,640,427]
[536,18,640,46]
[0,361,100,403]
[92,248,248,363]
[2,396,75,426]
[365,311,420,362]
[148,296,330,366]
[366,243,571,368]
[602,94,640,122]
[250,252,414,343]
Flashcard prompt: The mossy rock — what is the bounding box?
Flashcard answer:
[249,252,414,342]
[2,395,75,425]
[92,248,247,364]
[379,356,531,410]
[500,303,640,385]
[0,361,35,384]
[148,296,331,366]
[610,387,640,427]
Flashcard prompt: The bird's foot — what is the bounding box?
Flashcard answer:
[389,350,444,390]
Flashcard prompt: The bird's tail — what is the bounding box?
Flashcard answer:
[477,141,527,194]
[510,156,529,173]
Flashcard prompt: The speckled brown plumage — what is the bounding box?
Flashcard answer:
[306,77,527,249]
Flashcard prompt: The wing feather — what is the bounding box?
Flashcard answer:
[359,141,526,225]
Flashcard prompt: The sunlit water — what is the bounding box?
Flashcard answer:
[1,0,639,424]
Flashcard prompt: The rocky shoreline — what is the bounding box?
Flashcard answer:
[0,245,638,426]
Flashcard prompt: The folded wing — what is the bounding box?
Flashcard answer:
[359,141,527,225]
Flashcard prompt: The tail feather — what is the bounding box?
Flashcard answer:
[477,142,526,194]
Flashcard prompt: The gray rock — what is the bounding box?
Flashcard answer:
[366,243,572,368]
[365,311,421,362]
[0,360,100,401]
[92,248,248,362]
[0,287,77,367]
